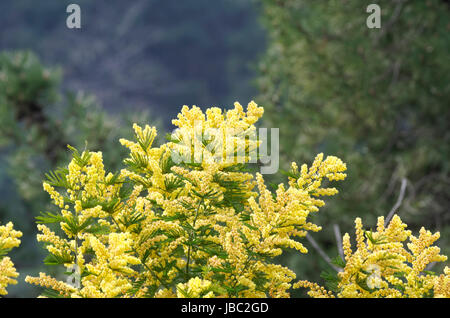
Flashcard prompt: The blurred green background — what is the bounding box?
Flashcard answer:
[0,0,448,297]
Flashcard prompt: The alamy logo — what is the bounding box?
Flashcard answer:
[66,4,81,29]
[366,4,381,29]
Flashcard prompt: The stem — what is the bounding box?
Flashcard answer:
[306,233,342,272]
[185,198,203,278]
[385,178,407,227]
[72,208,80,290]
[333,224,345,261]
[140,254,171,290]
[110,215,122,231]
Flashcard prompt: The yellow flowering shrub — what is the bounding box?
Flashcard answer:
[24,101,448,298]
[0,222,22,296]
[296,215,449,298]
[26,101,348,298]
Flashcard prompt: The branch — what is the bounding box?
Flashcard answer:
[306,233,342,272]
[116,0,147,37]
[186,198,204,278]
[385,178,407,226]
[425,262,437,271]
[333,224,345,261]
[374,0,406,43]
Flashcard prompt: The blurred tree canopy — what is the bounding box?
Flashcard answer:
[0,51,156,296]
[0,0,265,124]
[257,0,449,295]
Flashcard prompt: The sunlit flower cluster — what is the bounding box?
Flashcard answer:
[296,215,449,298]
[0,222,22,295]
[177,277,214,298]
[168,101,264,167]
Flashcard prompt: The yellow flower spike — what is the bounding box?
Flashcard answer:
[354,218,367,255]
[25,273,76,297]
[294,280,334,298]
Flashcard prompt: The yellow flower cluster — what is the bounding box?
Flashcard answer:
[296,215,449,298]
[0,222,22,296]
[75,233,141,298]
[27,149,140,297]
[168,101,264,168]
[433,267,450,298]
[177,277,214,298]
[29,101,348,298]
